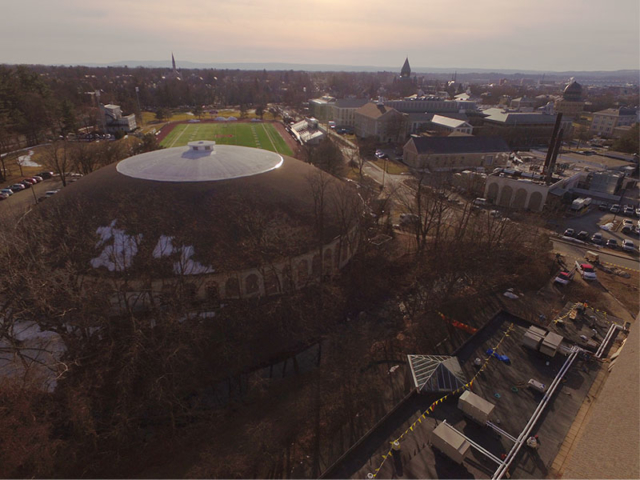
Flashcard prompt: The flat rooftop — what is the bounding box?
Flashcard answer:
[326,312,603,479]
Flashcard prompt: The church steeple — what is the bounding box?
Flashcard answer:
[400,57,411,78]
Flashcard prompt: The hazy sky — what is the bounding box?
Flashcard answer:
[1,0,639,71]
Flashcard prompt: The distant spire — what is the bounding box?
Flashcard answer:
[401,57,411,78]
[172,52,176,71]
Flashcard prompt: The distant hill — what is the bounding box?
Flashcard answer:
[18,59,640,81]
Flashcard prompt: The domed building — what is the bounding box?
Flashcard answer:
[47,141,361,304]
[554,78,585,118]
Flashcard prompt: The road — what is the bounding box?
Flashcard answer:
[552,237,640,272]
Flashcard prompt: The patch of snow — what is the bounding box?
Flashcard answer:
[503,291,519,299]
[175,244,215,275]
[90,220,142,271]
[599,223,613,231]
[152,236,214,275]
[153,235,175,258]
[0,320,66,392]
[17,150,41,167]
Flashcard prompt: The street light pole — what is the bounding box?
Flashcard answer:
[382,157,388,190]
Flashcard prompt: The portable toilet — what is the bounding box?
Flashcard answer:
[522,326,546,351]
[431,421,471,465]
[458,390,495,424]
[540,332,564,357]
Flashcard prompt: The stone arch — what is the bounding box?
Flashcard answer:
[297,259,309,286]
[512,188,528,209]
[528,191,543,211]
[498,185,513,207]
[323,249,332,274]
[205,281,219,302]
[160,283,174,303]
[486,182,499,203]
[281,265,294,292]
[225,277,240,298]
[182,282,198,301]
[245,273,260,295]
[311,254,321,278]
[263,269,280,296]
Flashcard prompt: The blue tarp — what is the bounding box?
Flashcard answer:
[486,348,511,364]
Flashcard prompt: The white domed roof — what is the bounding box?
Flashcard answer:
[116,142,283,183]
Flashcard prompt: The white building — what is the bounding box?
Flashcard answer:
[430,115,473,134]
[290,117,326,145]
[590,107,638,137]
[101,104,137,134]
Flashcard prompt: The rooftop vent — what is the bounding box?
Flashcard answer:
[188,140,216,152]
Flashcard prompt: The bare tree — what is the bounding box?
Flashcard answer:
[42,141,71,186]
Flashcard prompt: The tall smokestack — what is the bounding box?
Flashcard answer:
[546,128,564,184]
[543,113,563,175]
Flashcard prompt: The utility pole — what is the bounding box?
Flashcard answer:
[135,86,144,127]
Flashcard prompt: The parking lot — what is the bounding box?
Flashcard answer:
[557,207,640,254]
[0,177,65,218]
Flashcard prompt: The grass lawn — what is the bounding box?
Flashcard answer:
[383,159,410,175]
[160,122,293,156]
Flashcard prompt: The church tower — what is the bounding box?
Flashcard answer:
[167,52,181,80]
[400,57,411,78]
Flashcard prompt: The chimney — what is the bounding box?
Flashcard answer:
[543,113,563,175]
[546,128,564,184]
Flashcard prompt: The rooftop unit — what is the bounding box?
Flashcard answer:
[522,326,564,358]
[430,421,471,464]
[522,326,546,351]
[540,331,564,357]
[458,390,495,424]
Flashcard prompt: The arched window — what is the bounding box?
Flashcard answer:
[225,277,240,298]
[297,259,309,286]
[206,281,219,301]
[282,265,294,292]
[264,269,280,296]
[311,254,321,278]
[323,249,332,274]
[245,274,260,295]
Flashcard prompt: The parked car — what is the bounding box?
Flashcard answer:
[606,238,618,249]
[20,181,32,188]
[598,203,609,211]
[32,175,44,183]
[591,232,603,244]
[399,213,420,226]
[575,261,597,281]
[623,219,634,228]
[610,204,621,213]
[9,183,26,192]
[37,171,54,179]
[623,205,635,216]
[473,198,488,207]
[622,225,633,234]
[577,231,589,241]
[622,239,635,252]
[44,190,59,197]
[563,228,575,237]
[554,271,574,285]
[1,188,14,196]
[0,193,8,200]
[636,207,640,217]
[22,178,37,185]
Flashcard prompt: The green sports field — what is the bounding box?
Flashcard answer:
[160,122,293,156]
